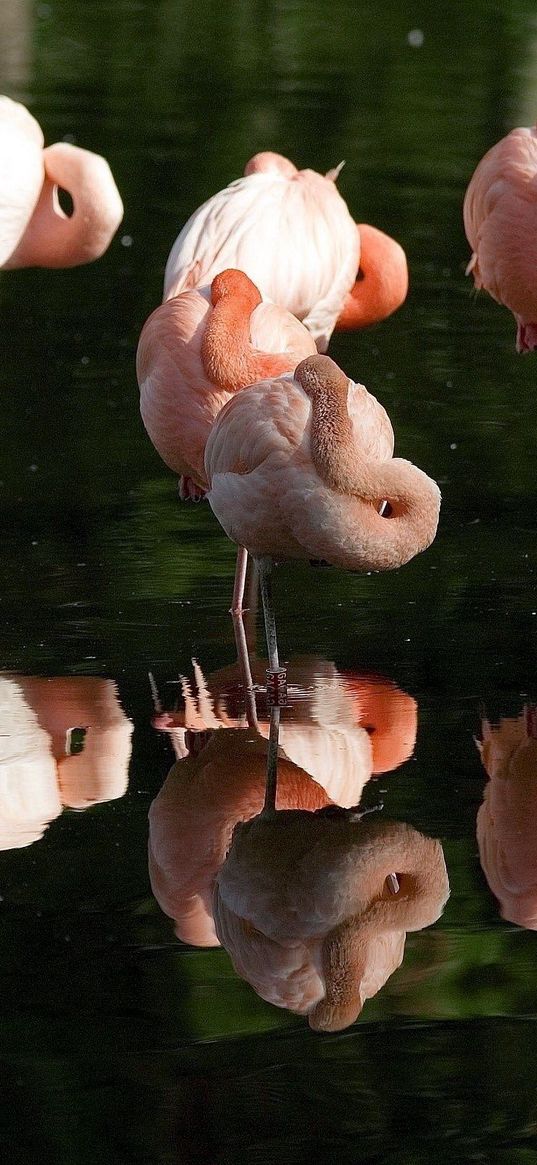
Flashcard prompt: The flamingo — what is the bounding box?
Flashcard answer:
[0,675,132,849]
[0,95,123,269]
[463,124,537,352]
[204,352,440,651]
[164,151,408,352]
[213,807,449,1030]
[476,706,537,928]
[137,267,317,609]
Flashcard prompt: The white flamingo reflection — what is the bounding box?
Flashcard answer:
[476,706,537,928]
[0,675,132,849]
[151,655,418,807]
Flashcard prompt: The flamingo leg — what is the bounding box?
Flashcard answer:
[230,546,249,615]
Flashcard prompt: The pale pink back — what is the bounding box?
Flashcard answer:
[0,96,44,266]
[163,160,359,351]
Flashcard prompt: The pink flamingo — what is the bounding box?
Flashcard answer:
[0,95,123,269]
[205,352,440,652]
[463,124,537,351]
[137,268,316,609]
[476,706,537,928]
[213,806,449,1030]
[164,151,408,352]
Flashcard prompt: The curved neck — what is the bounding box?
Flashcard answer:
[309,824,448,1031]
[201,286,296,393]
[335,223,408,331]
[303,370,440,569]
[5,143,123,269]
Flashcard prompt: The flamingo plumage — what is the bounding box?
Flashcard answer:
[137,268,316,502]
[0,95,123,269]
[463,124,537,352]
[205,353,440,575]
[164,151,407,352]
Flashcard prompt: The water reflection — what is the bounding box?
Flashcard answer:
[0,675,132,848]
[149,653,448,1027]
[215,808,449,1031]
[152,654,417,803]
[476,706,537,929]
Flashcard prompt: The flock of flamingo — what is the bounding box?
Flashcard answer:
[2,92,536,1030]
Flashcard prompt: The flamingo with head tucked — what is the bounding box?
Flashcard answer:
[463,124,537,352]
[164,151,408,352]
[205,352,440,648]
[0,95,123,269]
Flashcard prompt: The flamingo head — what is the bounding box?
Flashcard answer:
[210,268,263,310]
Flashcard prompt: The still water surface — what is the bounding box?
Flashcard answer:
[2,0,537,1161]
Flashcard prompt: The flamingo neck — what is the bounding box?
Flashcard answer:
[295,355,441,569]
[201,286,295,392]
[335,223,408,331]
[5,142,123,269]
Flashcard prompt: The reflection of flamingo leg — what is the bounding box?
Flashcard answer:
[231,608,259,731]
[258,557,284,814]
[230,546,249,615]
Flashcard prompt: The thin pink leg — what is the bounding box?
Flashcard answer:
[230,546,248,615]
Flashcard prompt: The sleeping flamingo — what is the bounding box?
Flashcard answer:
[0,95,123,269]
[205,353,440,649]
[137,267,317,608]
[463,124,537,351]
[476,706,537,928]
[214,807,449,1030]
[164,151,408,352]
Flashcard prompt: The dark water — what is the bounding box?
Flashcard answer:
[2,0,537,1161]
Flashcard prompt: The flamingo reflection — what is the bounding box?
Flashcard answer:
[0,675,132,848]
[476,706,537,928]
[148,655,447,1026]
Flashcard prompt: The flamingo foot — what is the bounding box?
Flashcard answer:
[178,476,206,502]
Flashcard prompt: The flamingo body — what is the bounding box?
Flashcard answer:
[0,95,123,269]
[205,355,439,573]
[463,125,537,351]
[163,152,361,351]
